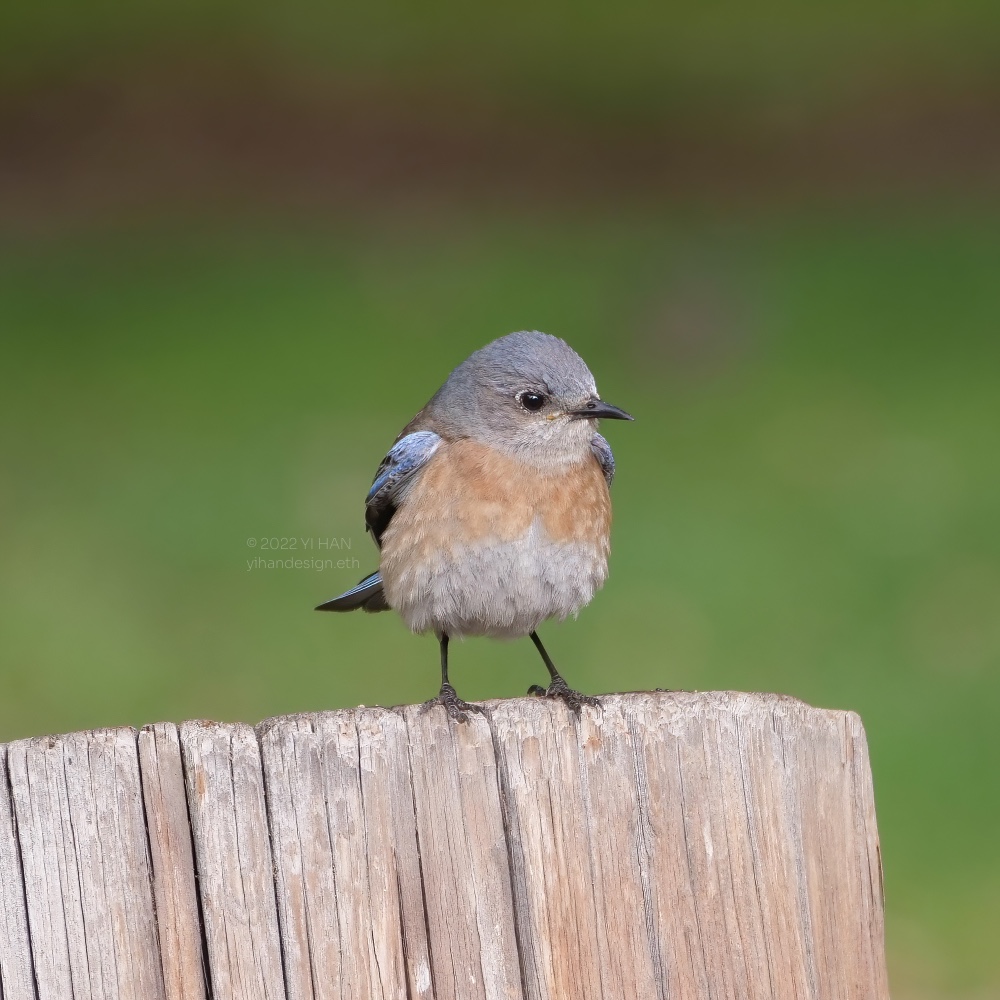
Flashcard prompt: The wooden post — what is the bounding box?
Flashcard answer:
[0,692,888,1000]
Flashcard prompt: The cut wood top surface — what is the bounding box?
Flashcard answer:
[0,691,889,1000]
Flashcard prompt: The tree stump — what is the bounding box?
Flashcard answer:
[0,691,888,1000]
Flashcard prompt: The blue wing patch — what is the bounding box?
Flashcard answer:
[318,431,439,614]
[365,430,442,545]
[590,433,616,486]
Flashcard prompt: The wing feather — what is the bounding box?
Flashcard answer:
[365,430,442,546]
[590,432,616,486]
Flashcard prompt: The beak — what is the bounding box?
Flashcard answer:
[568,397,634,421]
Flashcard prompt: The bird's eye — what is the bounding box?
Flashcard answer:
[518,392,548,412]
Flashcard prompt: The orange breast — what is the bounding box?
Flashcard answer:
[381,438,611,558]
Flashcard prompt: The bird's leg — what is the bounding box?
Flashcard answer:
[422,633,484,723]
[526,631,601,713]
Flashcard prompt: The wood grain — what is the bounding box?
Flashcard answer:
[257,708,433,1000]
[0,692,889,1000]
[180,720,286,1000]
[138,723,208,1000]
[0,744,35,1000]
[6,728,166,1000]
[402,703,524,1000]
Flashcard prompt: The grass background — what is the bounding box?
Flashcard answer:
[2,1,1000,994]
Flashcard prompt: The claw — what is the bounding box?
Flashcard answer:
[421,682,485,724]
[527,677,601,714]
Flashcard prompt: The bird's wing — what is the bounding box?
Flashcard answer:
[365,430,443,546]
[590,432,616,486]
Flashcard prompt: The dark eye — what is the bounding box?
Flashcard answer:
[518,391,548,412]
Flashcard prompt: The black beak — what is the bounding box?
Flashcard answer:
[568,398,634,421]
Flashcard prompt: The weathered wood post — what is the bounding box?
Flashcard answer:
[0,692,888,1000]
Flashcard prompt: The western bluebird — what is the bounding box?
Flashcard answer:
[317,330,632,720]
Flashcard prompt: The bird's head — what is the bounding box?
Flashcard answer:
[428,331,632,469]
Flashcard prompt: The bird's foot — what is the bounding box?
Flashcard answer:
[421,683,485,724]
[527,677,601,714]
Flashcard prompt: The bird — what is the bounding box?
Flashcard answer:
[316,330,632,721]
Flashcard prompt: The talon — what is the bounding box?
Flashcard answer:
[527,684,547,697]
[422,682,484,723]
[534,676,601,714]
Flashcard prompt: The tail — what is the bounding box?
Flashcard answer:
[315,570,390,613]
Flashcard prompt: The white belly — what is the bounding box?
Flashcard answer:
[382,518,609,639]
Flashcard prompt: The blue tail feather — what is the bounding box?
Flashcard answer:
[315,571,389,613]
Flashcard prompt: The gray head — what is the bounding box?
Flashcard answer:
[426,331,632,467]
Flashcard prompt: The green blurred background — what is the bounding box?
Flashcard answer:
[1,3,999,996]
